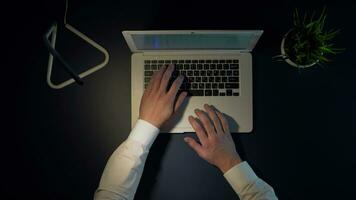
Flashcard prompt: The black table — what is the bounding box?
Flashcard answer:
[4,0,355,199]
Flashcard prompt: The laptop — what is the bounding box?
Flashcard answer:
[122,30,263,133]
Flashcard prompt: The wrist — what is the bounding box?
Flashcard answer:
[128,119,160,150]
[139,117,161,129]
[218,155,242,173]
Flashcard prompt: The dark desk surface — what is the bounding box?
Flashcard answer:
[4,0,355,199]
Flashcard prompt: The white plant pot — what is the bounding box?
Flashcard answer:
[281,30,318,68]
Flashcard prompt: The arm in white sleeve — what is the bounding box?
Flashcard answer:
[224,161,278,200]
[94,119,159,200]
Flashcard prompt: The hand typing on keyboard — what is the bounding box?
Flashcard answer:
[139,64,188,128]
[184,104,242,173]
[96,64,278,200]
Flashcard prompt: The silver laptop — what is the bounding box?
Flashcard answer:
[122,30,263,133]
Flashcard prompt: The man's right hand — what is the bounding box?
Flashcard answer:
[184,104,242,173]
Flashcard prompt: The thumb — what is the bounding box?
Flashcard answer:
[184,137,203,155]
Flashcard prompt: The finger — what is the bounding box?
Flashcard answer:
[167,75,184,98]
[203,104,224,134]
[188,116,208,143]
[184,137,203,156]
[174,91,187,112]
[195,109,216,137]
[147,64,167,93]
[144,71,156,94]
[159,64,175,93]
[216,109,230,134]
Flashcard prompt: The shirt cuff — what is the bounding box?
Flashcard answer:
[223,161,258,194]
[128,119,160,150]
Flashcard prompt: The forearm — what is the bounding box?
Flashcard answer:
[94,120,159,200]
[224,162,278,200]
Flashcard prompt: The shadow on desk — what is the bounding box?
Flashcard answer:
[135,134,172,199]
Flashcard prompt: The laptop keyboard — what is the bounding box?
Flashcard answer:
[144,59,240,96]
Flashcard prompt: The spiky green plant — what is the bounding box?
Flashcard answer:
[280,8,342,66]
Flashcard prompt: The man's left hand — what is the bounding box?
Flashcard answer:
[139,64,187,128]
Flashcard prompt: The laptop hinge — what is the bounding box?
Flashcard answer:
[141,50,250,55]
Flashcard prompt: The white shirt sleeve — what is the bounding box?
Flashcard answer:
[224,161,278,200]
[94,119,159,200]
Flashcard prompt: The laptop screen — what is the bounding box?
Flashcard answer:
[126,31,263,51]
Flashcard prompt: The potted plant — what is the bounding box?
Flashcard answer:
[276,8,342,68]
